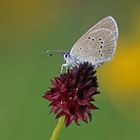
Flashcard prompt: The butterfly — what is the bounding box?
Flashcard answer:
[45,16,119,73]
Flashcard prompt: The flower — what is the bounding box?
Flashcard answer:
[43,62,100,127]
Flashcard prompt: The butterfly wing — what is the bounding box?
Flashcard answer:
[70,16,118,66]
[86,16,119,39]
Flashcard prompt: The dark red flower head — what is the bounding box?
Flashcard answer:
[43,62,100,127]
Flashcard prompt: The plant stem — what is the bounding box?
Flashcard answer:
[50,116,65,140]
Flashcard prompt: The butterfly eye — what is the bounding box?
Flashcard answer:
[65,54,67,58]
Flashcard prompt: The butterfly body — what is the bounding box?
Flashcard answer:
[62,51,80,72]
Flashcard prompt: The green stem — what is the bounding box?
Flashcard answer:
[50,116,65,140]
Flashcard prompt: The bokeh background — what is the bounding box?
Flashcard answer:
[0,0,140,140]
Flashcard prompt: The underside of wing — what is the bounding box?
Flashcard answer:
[70,16,118,67]
[87,16,119,39]
[70,28,116,66]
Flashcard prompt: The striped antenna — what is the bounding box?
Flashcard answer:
[41,50,65,56]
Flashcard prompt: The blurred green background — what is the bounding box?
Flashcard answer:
[0,0,140,140]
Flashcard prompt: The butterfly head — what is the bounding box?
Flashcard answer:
[63,51,82,68]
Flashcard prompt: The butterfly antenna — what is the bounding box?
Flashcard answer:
[41,49,65,56]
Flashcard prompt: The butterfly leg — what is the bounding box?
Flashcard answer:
[94,63,103,68]
[60,63,69,74]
